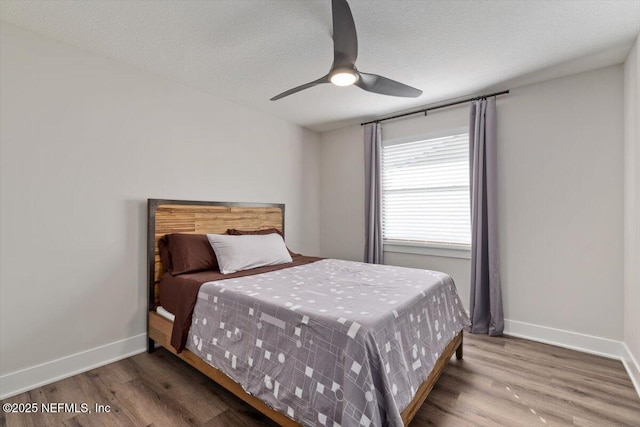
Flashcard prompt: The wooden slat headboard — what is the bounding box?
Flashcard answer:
[147,199,285,311]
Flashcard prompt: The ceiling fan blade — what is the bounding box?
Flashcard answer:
[270,75,330,101]
[331,0,358,67]
[356,72,423,98]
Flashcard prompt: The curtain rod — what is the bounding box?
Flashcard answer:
[360,89,510,126]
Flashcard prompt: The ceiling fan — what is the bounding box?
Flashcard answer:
[271,0,423,101]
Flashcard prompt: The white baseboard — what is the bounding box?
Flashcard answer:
[503,318,640,398]
[503,319,626,359]
[0,333,147,400]
[621,343,640,399]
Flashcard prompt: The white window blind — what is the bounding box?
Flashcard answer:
[382,132,471,247]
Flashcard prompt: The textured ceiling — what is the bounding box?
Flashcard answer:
[1,0,639,132]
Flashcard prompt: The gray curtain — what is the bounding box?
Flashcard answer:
[469,98,504,336]
[364,122,383,264]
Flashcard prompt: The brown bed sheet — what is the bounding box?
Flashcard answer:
[159,254,323,352]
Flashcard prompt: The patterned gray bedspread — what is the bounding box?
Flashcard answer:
[187,259,469,427]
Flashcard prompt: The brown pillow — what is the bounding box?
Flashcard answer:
[158,235,173,272]
[159,233,218,275]
[226,228,283,237]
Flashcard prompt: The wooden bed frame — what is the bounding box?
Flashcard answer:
[146,198,463,426]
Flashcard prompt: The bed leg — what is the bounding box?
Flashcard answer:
[147,337,156,354]
[455,333,463,360]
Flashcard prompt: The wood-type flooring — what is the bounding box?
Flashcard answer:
[2,333,639,426]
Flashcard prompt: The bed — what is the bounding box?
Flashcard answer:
[147,199,469,426]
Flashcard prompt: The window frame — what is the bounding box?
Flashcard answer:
[381,127,471,259]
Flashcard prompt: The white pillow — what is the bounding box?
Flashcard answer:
[206,233,293,274]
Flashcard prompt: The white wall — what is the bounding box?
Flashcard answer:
[623,33,640,391]
[499,66,623,340]
[0,22,320,395]
[319,65,624,344]
[319,125,365,262]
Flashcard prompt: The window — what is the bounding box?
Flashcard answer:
[382,130,471,257]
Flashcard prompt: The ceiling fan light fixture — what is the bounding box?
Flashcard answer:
[330,69,359,86]
[270,0,422,100]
